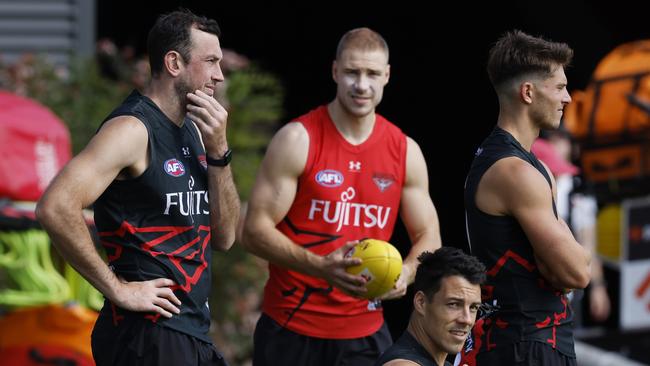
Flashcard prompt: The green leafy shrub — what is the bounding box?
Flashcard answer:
[211,65,282,364]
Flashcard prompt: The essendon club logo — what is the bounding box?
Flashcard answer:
[164,158,186,177]
[198,155,208,169]
[372,173,395,192]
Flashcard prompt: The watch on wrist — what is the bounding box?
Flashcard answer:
[206,149,232,167]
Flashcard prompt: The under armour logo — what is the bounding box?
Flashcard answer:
[182,147,191,157]
[349,161,361,171]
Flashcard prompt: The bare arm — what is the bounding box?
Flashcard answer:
[572,196,610,320]
[582,226,611,321]
[380,137,442,300]
[186,90,240,251]
[241,123,366,296]
[36,117,181,317]
[478,158,591,289]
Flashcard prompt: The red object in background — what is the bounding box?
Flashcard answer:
[3,345,94,366]
[0,304,98,362]
[0,91,71,201]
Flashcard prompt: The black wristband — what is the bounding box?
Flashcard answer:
[206,149,232,167]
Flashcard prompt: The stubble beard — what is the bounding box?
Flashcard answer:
[341,95,374,119]
[174,77,194,114]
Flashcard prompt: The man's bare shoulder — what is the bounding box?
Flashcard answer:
[268,122,309,157]
[262,121,309,174]
[98,115,148,138]
[486,156,548,190]
[382,359,422,366]
[477,156,552,215]
[272,121,308,145]
[79,115,150,176]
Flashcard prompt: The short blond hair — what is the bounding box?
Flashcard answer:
[335,27,389,61]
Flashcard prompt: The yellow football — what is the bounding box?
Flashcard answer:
[345,238,402,299]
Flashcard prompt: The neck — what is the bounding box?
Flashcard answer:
[407,316,447,366]
[496,104,539,151]
[327,99,375,145]
[144,79,185,127]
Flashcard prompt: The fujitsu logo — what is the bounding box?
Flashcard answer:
[164,175,209,216]
[307,187,392,232]
[164,190,210,216]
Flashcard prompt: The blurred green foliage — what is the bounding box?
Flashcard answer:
[0,55,130,153]
[226,67,283,200]
[213,66,282,364]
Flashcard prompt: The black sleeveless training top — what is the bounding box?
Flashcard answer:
[94,90,213,342]
[462,127,575,359]
[375,331,448,366]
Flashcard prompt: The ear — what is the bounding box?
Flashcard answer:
[332,60,338,83]
[520,82,534,104]
[164,51,184,77]
[384,64,391,85]
[413,291,427,316]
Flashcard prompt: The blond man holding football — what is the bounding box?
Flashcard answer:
[242,27,441,366]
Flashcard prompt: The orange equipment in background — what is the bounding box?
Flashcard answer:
[0,303,98,365]
[564,40,650,183]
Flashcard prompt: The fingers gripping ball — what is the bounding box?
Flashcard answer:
[345,239,402,299]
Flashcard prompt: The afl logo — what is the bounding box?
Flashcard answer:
[315,169,343,187]
[164,159,186,177]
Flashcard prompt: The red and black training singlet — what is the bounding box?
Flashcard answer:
[461,127,575,364]
[262,105,407,339]
[94,90,213,343]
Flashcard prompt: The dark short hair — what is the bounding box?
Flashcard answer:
[487,30,573,89]
[335,27,389,61]
[147,8,221,77]
[414,246,486,300]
